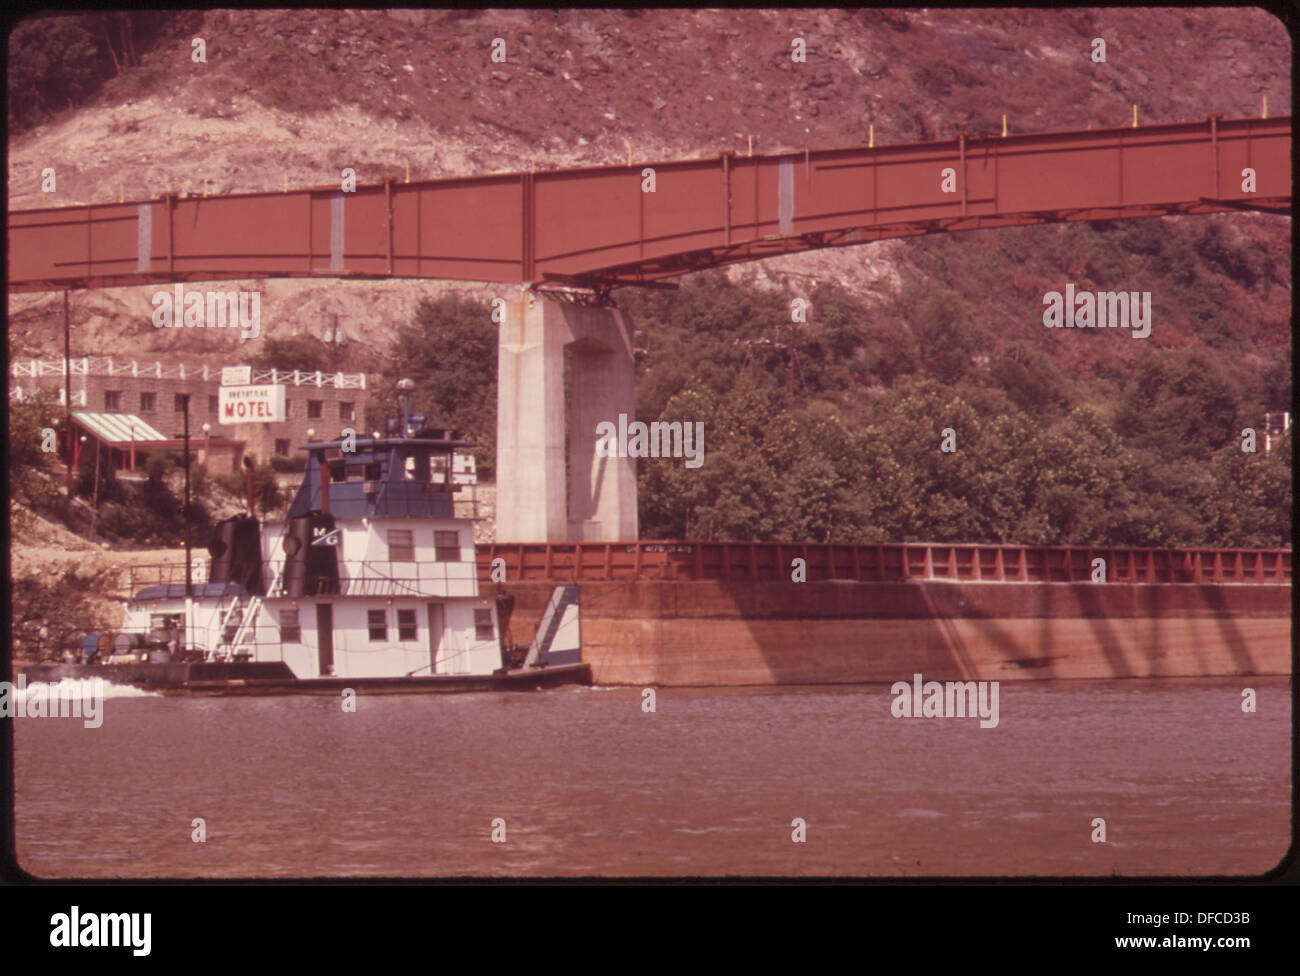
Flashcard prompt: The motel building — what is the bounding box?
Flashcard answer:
[9,358,370,477]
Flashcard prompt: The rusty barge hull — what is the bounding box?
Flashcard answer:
[497,580,1290,686]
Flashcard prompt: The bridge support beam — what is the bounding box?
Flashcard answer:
[496,293,638,542]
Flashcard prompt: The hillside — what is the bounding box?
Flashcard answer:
[6,7,1291,371]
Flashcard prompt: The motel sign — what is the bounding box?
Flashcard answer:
[218,384,286,424]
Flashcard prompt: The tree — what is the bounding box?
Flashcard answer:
[8,16,103,130]
[380,295,498,476]
[251,334,334,374]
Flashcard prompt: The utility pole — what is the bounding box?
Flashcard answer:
[183,393,192,597]
[64,290,72,506]
[90,440,101,537]
[182,394,193,657]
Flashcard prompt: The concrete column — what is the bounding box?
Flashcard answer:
[564,304,638,541]
[496,293,567,541]
[496,293,637,542]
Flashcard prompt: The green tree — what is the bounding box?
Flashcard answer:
[251,334,334,373]
[380,295,498,476]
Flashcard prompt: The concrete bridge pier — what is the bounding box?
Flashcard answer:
[496,292,638,542]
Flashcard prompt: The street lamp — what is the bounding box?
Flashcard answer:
[202,422,211,467]
[180,394,193,656]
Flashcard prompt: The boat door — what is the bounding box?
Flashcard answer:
[316,603,334,676]
[426,603,443,674]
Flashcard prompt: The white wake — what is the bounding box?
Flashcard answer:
[14,677,161,701]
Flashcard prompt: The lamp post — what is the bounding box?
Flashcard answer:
[129,421,136,472]
[181,394,192,656]
[397,378,414,437]
[181,395,191,592]
[202,422,211,467]
[64,290,72,503]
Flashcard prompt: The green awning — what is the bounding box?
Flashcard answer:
[71,412,168,444]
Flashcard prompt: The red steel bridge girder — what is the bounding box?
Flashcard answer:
[8,116,1290,293]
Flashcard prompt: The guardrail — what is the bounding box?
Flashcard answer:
[476,542,1293,585]
[121,558,478,599]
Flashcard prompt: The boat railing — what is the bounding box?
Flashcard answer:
[121,558,478,599]
[122,562,208,596]
[262,559,479,598]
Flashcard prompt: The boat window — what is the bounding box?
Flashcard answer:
[329,462,346,483]
[430,455,449,485]
[346,464,366,481]
[365,462,382,481]
[403,455,416,481]
[279,609,301,643]
[149,613,184,643]
[413,452,431,482]
[387,529,415,562]
[434,530,460,562]
[367,609,387,642]
[474,608,494,641]
[397,609,417,641]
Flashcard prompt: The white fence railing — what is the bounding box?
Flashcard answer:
[12,359,366,390]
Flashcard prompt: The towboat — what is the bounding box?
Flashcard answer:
[22,432,589,695]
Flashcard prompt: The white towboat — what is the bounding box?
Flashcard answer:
[25,432,587,695]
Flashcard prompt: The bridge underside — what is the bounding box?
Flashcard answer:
[8,116,1289,293]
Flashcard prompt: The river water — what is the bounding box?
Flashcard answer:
[12,677,1290,878]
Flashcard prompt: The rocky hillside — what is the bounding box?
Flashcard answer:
[6,7,1291,371]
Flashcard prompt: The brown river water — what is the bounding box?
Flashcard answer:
[12,677,1291,878]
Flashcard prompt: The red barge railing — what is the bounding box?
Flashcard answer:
[476,542,1292,585]
[115,543,1292,598]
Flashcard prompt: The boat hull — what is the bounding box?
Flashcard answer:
[499,580,1292,685]
[17,661,592,696]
